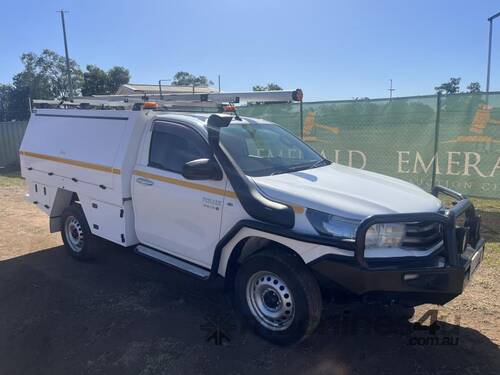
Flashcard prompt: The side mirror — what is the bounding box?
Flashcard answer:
[182,158,223,180]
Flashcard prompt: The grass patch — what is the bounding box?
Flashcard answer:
[0,170,23,188]
[472,198,500,215]
[471,198,500,237]
[483,242,500,268]
[471,198,499,269]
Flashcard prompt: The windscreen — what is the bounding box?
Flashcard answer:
[219,122,328,177]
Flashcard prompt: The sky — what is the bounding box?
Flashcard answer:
[0,0,499,101]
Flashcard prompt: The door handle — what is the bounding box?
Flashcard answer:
[136,177,154,186]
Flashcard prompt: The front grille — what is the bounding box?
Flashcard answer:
[403,221,443,250]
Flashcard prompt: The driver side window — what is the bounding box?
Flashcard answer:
[149,121,210,174]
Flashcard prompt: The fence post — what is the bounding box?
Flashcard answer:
[299,100,304,139]
[431,92,442,189]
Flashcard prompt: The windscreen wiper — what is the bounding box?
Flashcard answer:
[271,159,330,175]
[271,163,316,175]
[309,158,331,169]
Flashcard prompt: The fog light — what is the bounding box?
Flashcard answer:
[403,273,420,281]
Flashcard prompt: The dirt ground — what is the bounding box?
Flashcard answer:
[0,172,499,375]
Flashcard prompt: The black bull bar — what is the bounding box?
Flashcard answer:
[354,185,483,270]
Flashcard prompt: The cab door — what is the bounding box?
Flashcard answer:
[132,120,227,268]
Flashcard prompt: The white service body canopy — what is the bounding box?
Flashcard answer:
[20,109,148,205]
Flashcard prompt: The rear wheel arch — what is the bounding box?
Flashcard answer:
[49,189,79,233]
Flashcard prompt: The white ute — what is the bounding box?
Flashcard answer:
[20,91,485,344]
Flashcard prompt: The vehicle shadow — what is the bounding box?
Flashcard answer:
[0,243,498,375]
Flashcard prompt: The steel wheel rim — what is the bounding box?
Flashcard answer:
[246,271,295,331]
[64,215,84,253]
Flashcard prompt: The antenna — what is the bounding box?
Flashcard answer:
[388,79,395,101]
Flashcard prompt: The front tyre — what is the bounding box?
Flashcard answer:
[61,204,97,260]
[235,249,322,345]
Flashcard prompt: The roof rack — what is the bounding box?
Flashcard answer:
[32,89,304,112]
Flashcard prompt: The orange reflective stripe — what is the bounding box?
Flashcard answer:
[134,170,229,196]
[20,151,121,174]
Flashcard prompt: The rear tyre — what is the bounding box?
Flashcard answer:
[234,249,322,345]
[61,204,97,260]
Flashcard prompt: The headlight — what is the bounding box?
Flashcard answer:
[306,209,359,240]
[307,209,406,248]
[365,223,405,248]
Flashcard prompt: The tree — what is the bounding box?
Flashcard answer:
[171,71,213,86]
[81,65,130,95]
[82,65,108,96]
[434,77,461,94]
[466,82,481,93]
[3,49,83,120]
[252,85,267,91]
[0,84,14,121]
[252,83,283,91]
[1,50,131,120]
[13,49,83,99]
[107,66,130,93]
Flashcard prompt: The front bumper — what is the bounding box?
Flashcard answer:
[310,186,486,306]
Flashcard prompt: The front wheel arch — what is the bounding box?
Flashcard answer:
[224,237,305,290]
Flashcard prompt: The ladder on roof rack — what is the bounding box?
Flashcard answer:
[31,89,303,111]
[92,89,303,103]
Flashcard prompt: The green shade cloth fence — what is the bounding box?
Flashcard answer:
[238,92,500,199]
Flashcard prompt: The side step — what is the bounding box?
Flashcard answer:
[135,245,210,280]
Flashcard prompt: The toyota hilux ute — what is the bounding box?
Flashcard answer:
[20,90,485,344]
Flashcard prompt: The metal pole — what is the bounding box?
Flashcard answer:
[486,19,493,93]
[431,92,442,189]
[299,100,304,139]
[388,79,395,101]
[158,79,171,99]
[486,12,500,93]
[218,75,221,92]
[58,10,73,100]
